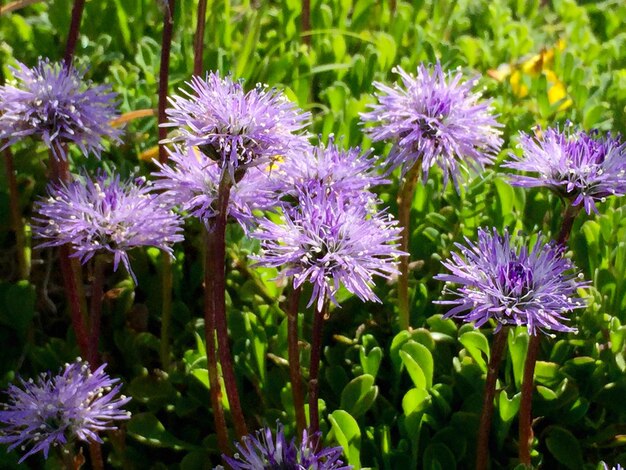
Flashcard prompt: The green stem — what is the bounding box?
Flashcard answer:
[287,286,306,436]
[518,202,581,465]
[397,163,421,330]
[3,147,29,280]
[475,327,508,470]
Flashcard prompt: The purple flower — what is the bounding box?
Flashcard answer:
[361,62,502,188]
[0,359,131,462]
[435,228,586,335]
[164,72,310,174]
[152,145,277,229]
[270,138,387,205]
[253,187,403,311]
[504,127,626,214]
[0,58,120,160]
[219,422,351,470]
[32,170,184,282]
[602,463,624,470]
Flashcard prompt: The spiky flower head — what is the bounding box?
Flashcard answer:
[219,422,351,470]
[504,127,626,214]
[270,138,387,205]
[164,72,310,175]
[602,463,624,470]
[0,58,120,160]
[435,228,586,335]
[253,186,403,311]
[0,359,131,462]
[361,62,502,188]
[33,170,184,282]
[152,145,276,229]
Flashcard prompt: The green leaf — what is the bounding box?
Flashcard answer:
[399,341,433,390]
[498,391,521,422]
[128,413,196,451]
[459,331,490,372]
[1,281,36,334]
[423,443,456,470]
[359,345,382,378]
[329,410,361,468]
[340,374,378,419]
[545,426,584,469]
[402,387,430,416]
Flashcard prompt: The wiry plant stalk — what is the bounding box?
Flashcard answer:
[64,0,86,65]
[158,0,175,371]
[194,0,208,76]
[308,301,328,439]
[518,203,581,465]
[287,286,306,435]
[475,326,508,470]
[397,162,421,330]
[88,256,106,368]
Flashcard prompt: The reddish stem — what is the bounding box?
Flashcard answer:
[308,301,327,438]
[64,0,86,65]
[301,0,311,46]
[204,230,230,455]
[287,286,306,435]
[211,174,248,439]
[518,203,581,465]
[194,0,208,76]
[88,257,106,368]
[158,0,175,164]
[475,327,508,470]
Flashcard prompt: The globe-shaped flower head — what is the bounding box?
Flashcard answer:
[0,58,121,160]
[164,72,310,176]
[253,185,403,311]
[153,145,277,229]
[219,422,351,470]
[504,127,626,214]
[361,62,503,188]
[435,228,586,335]
[0,359,131,462]
[33,170,184,282]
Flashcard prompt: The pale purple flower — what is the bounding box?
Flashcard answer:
[435,228,586,335]
[270,138,387,205]
[219,422,351,470]
[504,127,626,214]
[32,170,184,282]
[602,463,624,470]
[361,62,502,188]
[152,145,276,229]
[164,72,310,174]
[0,359,130,462]
[253,187,403,311]
[0,58,120,160]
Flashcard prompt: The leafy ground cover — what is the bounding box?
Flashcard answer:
[0,0,625,468]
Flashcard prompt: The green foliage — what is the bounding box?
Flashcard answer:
[1,0,626,468]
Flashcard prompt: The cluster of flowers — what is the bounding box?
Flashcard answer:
[1,54,625,467]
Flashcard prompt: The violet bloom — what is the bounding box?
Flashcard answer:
[0,359,130,462]
[33,170,184,282]
[361,62,502,188]
[271,138,387,205]
[152,145,276,229]
[164,72,310,174]
[253,187,403,311]
[504,127,626,214]
[602,464,624,470]
[219,422,351,470]
[0,58,120,160]
[435,228,586,335]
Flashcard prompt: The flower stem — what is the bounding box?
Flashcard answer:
[204,229,230,455]
[475,326,508,470]
[518,202,581,465]
[287,285,306,436]
[301,0,311,46]
[212,173,248,439]
[88,256,106,368]
[157,0,175,371]
[3,147,29,280]
[308,301,327,437]
[64,0,86,65]
[194,0,208,76]
[397,163,422,330]
[88,441,103,470]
